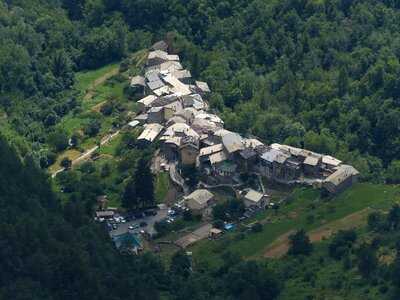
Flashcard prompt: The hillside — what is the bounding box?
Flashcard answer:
[2,1,400,300]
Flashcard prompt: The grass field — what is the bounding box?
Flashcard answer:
[155,172,171,203]
[98,134,121,156]
[210,186,237,203]
[190,183,400,269]
[75,62,120,95]
[49,149,82,173]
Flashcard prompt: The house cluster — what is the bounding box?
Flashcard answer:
[130,41,359,197]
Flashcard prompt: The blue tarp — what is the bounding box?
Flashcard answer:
[224,224,234,231]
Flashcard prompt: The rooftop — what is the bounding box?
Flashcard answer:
[322,155,342,167]
[150,40,168,52]
[304,155,320,166]
[195,81,211,93]
[137,123,164,142]
[244,189,265,203]
[199,144,224,157]
[113,232,143,250]
[148,50,168,61]
[215,161,237,173]
[260,148,281,163]
[131,75,145,87]
[166,54,180,61]
[324,164,359,186]
[240,147,257,159]
[222,132,245,153]
[184,189,214,205]
[210,151,228,164]
[137,95,157,107]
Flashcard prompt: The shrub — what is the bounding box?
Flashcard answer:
[251,222,263,233]
[60,157,72,169]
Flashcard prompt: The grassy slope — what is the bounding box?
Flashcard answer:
[155,172,172,203]
[191,183,400,269]
[75,62,120,95]
[49,50,147,172]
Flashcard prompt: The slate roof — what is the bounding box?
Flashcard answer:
[240,147,257,159]
[222,132,245,153]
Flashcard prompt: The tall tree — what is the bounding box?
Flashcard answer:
[133,156,154,207]
[356,243,377,278]
[288,229,313,256]
[122,178,138,210]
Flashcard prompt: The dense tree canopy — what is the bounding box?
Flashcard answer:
[2,0,400,183]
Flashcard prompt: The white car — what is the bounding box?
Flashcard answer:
[120,217,126,223]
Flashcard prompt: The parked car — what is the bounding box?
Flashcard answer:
[125,216,132,222]
[145,210,157,216]
[135,212,145,219]
[129,223,140,230]
[140,222,147,227]
[120,217,126,223]
[167,209,178,216]
[112,224,118,230]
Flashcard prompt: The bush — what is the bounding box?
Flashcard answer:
[329,230,357,259]
[306,214,315,224]
[60,157,72,169]
[119,58,131,72]
[320,188,330,198]
[251,222,263,233]
[213,219,224,229]
[83,120,101,137]
[79,161,96,174]
[154,221,171,238]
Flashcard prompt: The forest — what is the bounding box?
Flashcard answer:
[2,0,400,299]
[2,0,400,182]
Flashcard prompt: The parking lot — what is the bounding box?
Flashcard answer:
[108,209,169,236]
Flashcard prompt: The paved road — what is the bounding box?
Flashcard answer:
[169,163,189,195]
[109,208,169,236]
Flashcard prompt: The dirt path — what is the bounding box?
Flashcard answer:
[260,207,372,258]
[92,68,119,89]
[51,130,120,178]
[91,100,107,112]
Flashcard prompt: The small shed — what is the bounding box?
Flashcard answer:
[96,211,114,218]
[209,228,222,238]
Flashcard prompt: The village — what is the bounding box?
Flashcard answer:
[101,41,360,254]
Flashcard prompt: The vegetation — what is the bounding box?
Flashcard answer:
[288,229,313,256]
[4,1,400,299]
